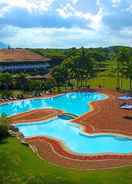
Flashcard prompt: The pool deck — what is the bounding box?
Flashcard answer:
[9,88,132,170]
[75,88,132,136]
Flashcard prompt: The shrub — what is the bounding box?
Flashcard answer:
[0,116,10,140]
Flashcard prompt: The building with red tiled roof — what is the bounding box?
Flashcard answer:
[0,49,51,73]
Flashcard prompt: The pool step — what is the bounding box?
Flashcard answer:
[62,113,79,119]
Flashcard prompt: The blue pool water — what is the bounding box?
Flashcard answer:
[16,117,132,155]
[0,92,107,116]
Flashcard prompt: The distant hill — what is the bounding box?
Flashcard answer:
[0,42,9,49]
[30,46,132,63]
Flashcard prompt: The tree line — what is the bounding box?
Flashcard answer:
[0,46,132,97]
[51,47,132,90]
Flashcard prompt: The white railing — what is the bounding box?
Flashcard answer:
[0,63,50,71]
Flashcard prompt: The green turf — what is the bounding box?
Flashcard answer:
[88,77,130,90]
[0,137,132,184]
[52,76,130,94]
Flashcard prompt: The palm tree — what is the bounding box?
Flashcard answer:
[116,55,121,89]
[79,47,95,88]
[51,66,67,91]
[123,55,132,89]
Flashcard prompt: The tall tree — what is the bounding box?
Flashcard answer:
[116,49,132,89]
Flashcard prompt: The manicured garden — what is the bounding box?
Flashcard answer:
[0,137,132,184]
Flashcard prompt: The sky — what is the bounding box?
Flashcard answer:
[0,0,132,48]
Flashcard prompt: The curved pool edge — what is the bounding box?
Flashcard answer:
[9,91,108,125]
[26,135,132,159]
[26,136,132,171]
[24,126,132,160]
[72,92,109,123]
[28,139,132,171]
[15,116,132,159]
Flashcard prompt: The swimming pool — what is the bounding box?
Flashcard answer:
[16,117,132,155]
[0,92,107,117]
[3,91,132,155]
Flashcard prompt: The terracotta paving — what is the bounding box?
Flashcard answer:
[11,109,63,124]
[10,88,132,169]
[74,89,132,136]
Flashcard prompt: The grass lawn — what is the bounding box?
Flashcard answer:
[1,137,132,184]
[88,77,130,90]
[53,77,130,94]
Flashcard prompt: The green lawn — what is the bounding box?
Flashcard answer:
[1,137,132,184]
[52,77,130,94]
[88,77,130,90]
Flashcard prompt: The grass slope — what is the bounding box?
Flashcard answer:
[0,137,132,184]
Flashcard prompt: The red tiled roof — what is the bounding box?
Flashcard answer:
[0,49,50,62]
